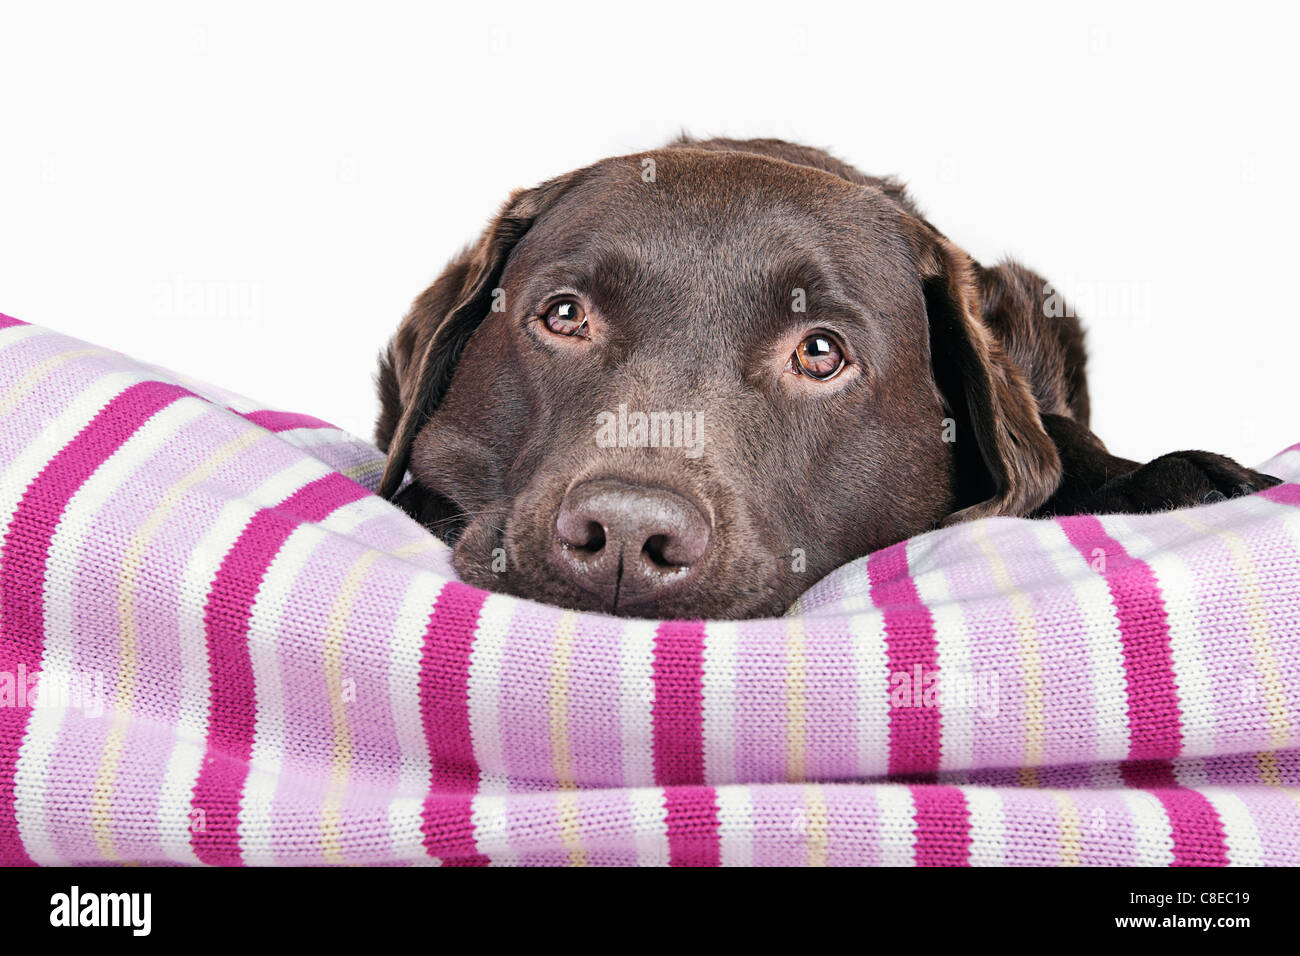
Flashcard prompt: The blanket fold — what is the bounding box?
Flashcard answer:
[1,313,1297,866]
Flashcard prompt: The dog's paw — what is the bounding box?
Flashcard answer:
[1088,450,1281,515]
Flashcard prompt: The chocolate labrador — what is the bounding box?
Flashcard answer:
[374,137,1278,619]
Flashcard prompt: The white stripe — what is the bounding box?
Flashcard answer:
[158,456,332,864]
[1256,447,1300,479]
[961,786,1006,866]
[270,426,352,446]
[1088,760,1126,789]
[1230,491,1300,594]
[701,620,739,785]
[315,493,392,535]
[850,610,891,777]
[239,522,329,865]
[0,370,141,535]
[1027,520,1130,762]
[467,593,513,795]
[16,398,205,864]
[629,787,669,866]
[909,532,973,773]
[384,572,444,862]
[1120,790,1176,865]
[714,784,753,866]
[873,784,917,866]
[470,794,517,866]
[387,796,438,865]
[0,323,52,353]
[0,368,148,864]
[8,697,66,865]
[817,558,875,614]
[1104,514,1215,755]
[1207,493,1300,751]
[1199,786,1264,866]
[619,619,658,787]
[1230,481,1300,519]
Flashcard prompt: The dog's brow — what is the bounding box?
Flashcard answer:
[512,263,595,311]
[515,247,657,311]
[764,260,871,325]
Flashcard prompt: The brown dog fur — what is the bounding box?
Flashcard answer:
[374,137,1277,619]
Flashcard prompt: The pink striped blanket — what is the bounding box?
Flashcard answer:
[1,313,1298,866]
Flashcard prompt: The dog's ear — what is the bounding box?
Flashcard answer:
[905,219,1062,523]
[375,171,583,499]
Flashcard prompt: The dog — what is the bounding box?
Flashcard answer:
[373,137,1278,619]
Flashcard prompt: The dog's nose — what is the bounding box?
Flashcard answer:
[554,479,711,612]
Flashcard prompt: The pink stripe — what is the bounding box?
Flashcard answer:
[662,785,721,866]
[1260,483,1300,506]
[1119,760,1229,864]
[0,380,191,865]
[651,620,708,786]
[422,794,485,865]
[190,472,370,866]
[116,411,285,861]
[981,522,1102,767]
[1120,759,1177,788]
[867,542,942,778]
[0,313,28,329]
[236,409,337,432]
[419,581,490,865]
[1152,786,1230,866]
[911,785,972,866]
[1059,515,1183,761]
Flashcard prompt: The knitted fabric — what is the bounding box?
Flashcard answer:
[1,313,1298,866]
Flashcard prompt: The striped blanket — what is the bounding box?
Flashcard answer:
[1,313,1298,867]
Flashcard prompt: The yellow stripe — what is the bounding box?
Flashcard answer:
[91,731,129,861]
[92,428,270,859]
[1258,750,1281,786]
[786,617,807,782]
[1050,790,1082,865]
[547,612,587,864]
[321,549,382,864]
[1172,513,1290,749]
[392,536,449,558]
[556,791,586,867]
[0,346,109,420]
[974,523,1045,765]
[803,784,830,866]
[341,459,384,483]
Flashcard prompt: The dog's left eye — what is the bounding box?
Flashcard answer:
[793,333,845,380]
[542,299,588,337]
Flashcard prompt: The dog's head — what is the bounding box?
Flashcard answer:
[376,138,1059,619]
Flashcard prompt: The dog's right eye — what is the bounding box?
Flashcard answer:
[542,299,589,337]
[793,332,846,380]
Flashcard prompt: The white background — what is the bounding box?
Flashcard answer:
[1,1,1295,464]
